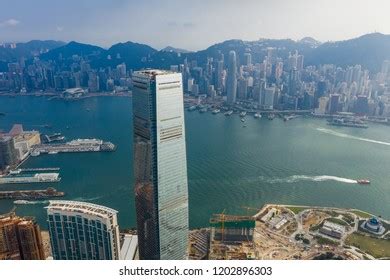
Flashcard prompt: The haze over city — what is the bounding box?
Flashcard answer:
[1,0,390,50]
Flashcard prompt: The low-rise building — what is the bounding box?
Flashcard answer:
[319,221,346,239]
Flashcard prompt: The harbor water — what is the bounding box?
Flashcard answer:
[0,96,389,229]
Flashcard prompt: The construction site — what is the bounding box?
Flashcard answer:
[190,204,390,260]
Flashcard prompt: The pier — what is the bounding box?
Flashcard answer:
[19,168,60,172]
[0,187,64,200]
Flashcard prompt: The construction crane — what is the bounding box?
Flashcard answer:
[220,209,226,243]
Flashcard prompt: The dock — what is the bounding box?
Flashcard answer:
[0,187,64,200]
[19,168,60,172]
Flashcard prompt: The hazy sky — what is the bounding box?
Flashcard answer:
[1,0,389,50]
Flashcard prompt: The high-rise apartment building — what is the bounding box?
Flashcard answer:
[0,212,45,260]
[226,51,237,104]
[46,200,120,260]
[132,69,189,260]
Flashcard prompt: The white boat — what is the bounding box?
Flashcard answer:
[254,113,262,119]
[9,169,22,175]
[14,200,31,205]
[31,150,40,157]
[224,110,233,116]
[239,111,247,117]
[212,109,220,114]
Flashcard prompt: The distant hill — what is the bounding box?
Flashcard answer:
[305,33,390,71]
[0,40,65,62]
[40,41,105,61]
[161,46,191,53]
[2,33,390,73]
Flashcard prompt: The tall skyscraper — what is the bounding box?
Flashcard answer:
[46,200,121,260]
[132,69,189,260]
[0,212,45,260]
[226,51,237,105]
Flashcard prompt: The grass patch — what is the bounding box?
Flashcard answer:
[314,235,340,246]
[309,222,323,232]
[351,210,372,219]
[346,233,390,259]
[287,206,308,214]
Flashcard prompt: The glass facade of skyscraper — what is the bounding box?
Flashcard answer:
[132,70,189,260]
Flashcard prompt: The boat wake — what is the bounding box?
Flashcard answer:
[316,128,390,146]
[73,196,103,202]
[267,175,357,184]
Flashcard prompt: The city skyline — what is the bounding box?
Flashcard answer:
[1,0,390,50]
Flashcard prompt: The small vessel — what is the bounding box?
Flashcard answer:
[187,105,197,111]
[357,179,370,185]
[212,109,221,114]
[0,112,6,116]
[9,169,22,175]
[224,110,233,116]
[268,114,275,120]
[14,200,31,205]
[284,115,297,122]
[48,151,59,155]
[44,124,53,129]
[239,111,247,117]
[86,108,91,112]
[240,118,246,122]
[254,113,262,119]
[243,125,247,128]
[199,108,207,113]
[31,150,40,157]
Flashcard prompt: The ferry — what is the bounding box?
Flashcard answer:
[239,111,247,117]
[224,110,233,116]
[327,118,368,129]
[357,179,370,185]
[212,109,221,114]
[254,113,262,119]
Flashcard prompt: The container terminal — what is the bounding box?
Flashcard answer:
[31,138,116,156]
[0,187,64,200]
